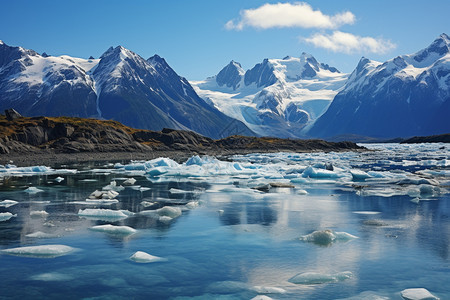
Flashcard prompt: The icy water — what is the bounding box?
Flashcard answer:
[0,144,449,300]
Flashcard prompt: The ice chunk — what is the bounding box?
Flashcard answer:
[88,189,119,199]
[24,187,44,193]
[353,211,381,215]
[158,216,174,223]
[302,166,339,179]
[129,251,167,263]
[400,288,439,300]
[0,199,18,208]
[123,178,137,185]
[78,208,130,220]
[351,170,371,181]
[30,210,49,218]
[185,201,199,209]
[288,271,353,284]
[90,224,136,235]
[54,177,64,183]
[0,212,16,221]
[26,231,58,238]
[2,245,75,258]
[296,189,308,195]
[251,296,273,300]
[299,230,358,246]
[147,167,168,177]
[85,199,119,205]
[156,206,182,218]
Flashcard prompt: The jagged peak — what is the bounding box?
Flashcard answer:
[0,40,4,45]
[229,60,242,68]
[99,45,134,60]
[413,33,450,64]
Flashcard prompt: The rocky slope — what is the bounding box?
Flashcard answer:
[308,33,450,139]
[0,115,364,157]
[0,41,253,139]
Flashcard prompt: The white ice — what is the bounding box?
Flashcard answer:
[26,231,58,238]
[400,288,439,300]
[299,230,358,246]
[24,187,44,193]
[288,271,353,284]
[54,177,64,183]
[2,244,75,258]
[30,210,49,218]
[0,200,18,208]
[0,212,16,221]
[90,224,136,235]
[122,178,137,185]
[78,208,132,220]
[129,251,167,263]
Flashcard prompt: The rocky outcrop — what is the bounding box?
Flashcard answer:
[401,133,450,143]
[0,115,364,155]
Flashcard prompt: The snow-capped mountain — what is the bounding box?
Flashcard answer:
[0,41,253,138]
[309,33,450,139]
[191,53,348,138]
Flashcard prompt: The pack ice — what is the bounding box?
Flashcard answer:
[129,251,167,263]
[288,271,353,284]
[0,164,76,177]
[1,245,75,258]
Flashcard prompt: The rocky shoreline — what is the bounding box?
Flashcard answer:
[0,115,365,167]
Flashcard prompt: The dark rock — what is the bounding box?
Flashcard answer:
[5,108,22,121]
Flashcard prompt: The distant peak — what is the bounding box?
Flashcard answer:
[439,33,449,42]
[41,52,49,58]
[100,45,134,60]
[230,60,242,68]
[413,33,450,63]
[300,52,313,59]
[0,40,4,45]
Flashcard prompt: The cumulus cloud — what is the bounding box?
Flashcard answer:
[304,31,396,54]
[225,2,355,30]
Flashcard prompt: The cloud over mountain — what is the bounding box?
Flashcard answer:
[225,2,355,30]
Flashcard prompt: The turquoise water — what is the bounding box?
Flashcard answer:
[0,144,448,299]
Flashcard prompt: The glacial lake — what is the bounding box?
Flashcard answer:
[0,144,448,299]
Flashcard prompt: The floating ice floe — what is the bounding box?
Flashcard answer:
[288,271,353,284]
[299,230,358,246]
[407,184,442,198]
[78,208,133,220]
[122,178,137,185]
[54,177,64,183]
[351,169,371,181]
[302,166,340,179]
[156,206,182,218]
[0,199,18,208]
[25,231,58,238]
[90,224,137,235]
[129,251,167,263]
[102,181,124,192]
[353,211,381,215]
[88,189,119,200]
[0,212,16,222]
[0,165,76,178]
[30,210,49,218]
[400,288,439,300]
[251,296,273,300]
[1,244,75,258]
[24,187,44,194]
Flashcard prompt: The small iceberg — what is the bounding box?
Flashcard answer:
[0,212,16,222]
[129,251,167,263]
[24,187,44,194]
[288,271,353,284]
[400,288,439,300]
[251,296,273,300]
[299,230,358,246]
[302,166,339,179]
[78,208,131,220]
[25,231,58,238]
[1,244,75,258]
[156,206,182,218]
[0,199,18,208]
[54,177,64,183]
[122,178,137,185]
[90,224,136,236]
[351,170,371,181]
[88,189,119,200]
[30,210,49,218]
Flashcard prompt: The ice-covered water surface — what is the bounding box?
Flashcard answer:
[0,143,448,299]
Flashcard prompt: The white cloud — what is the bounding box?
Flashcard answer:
[304,31,396,54]
[225,2,355,31]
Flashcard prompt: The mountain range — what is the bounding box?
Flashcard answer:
[309,33,450,139]
[0,41,253,139]
[191,53,347,138]
[0,34,449,141]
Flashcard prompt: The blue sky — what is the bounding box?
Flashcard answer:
[1,0,448,80]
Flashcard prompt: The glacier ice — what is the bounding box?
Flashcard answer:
[156,206,182,218]
[400,288,439,300]
[90,224,137,235]
[26,231,58,238]
[0,212,16,221]
[299,230,358,246]
[30,210,49,218]
[288,271,353,284]
[54,176,64,183]
[251,296,273,300]
[24,187,44,193]
[78,208,132,220]
[302,166,339,179]
[2,244,75,258]
[0,200,18,208]
[129,251,167,263]
[122,177,137,185]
